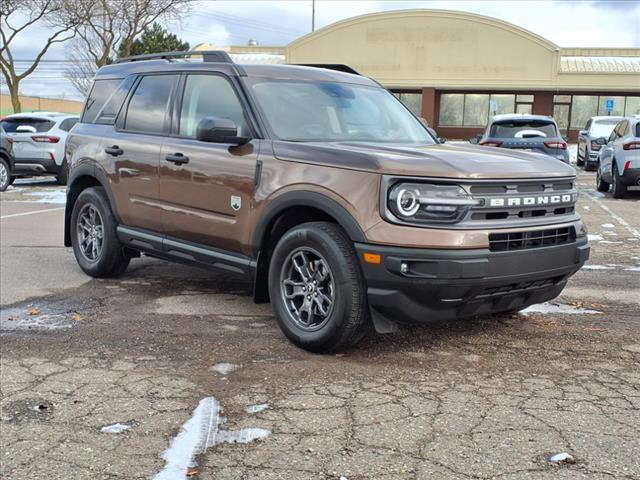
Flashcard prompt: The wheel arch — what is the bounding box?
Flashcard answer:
[251,191,367,303]
[64,165,117,247]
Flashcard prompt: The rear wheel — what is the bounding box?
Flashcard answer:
[71,187,129,277]
[611,163,627,199]
[596,168,610,192]
[0,159,10,192]
[268,222,369,353]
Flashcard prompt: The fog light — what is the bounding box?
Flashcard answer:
[400,263,409,274]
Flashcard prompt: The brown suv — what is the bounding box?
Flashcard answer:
[64,51,590,352]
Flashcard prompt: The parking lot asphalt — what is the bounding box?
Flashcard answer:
[1,170,639,480]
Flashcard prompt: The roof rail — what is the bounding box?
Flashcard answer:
[295,64,361,75]
[115,50,234,64]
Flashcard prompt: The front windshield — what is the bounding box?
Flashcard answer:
[591,120,619,138]
[248,79,435,144]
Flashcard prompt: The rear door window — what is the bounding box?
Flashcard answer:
[490,120,558,139]
[0,118,55,133]
[124,75,177,134]
[82,79,122,123]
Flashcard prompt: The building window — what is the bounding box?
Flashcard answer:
[597,96,626,116]
[516,94,534,103]
[463,94,490,126]
[392,92,423,117]
[439,94,464,126]
[490,94,515,116]
[626,96,640,115]
[570,96,598,128]
[439,93,519,127]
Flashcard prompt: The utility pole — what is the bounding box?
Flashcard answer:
[311,0,315,32]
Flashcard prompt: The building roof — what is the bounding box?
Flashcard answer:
[560,56,640,74]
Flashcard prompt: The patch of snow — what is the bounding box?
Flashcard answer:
[548,452,575,464]
[20,188,66,204]
[521,302,601,315]
[625,267,640,272]
[582,265,614,270]
[101,423,131,434]
[209,363,238,375]
[246,403,268,414]
[601,223,615,229]
[1,313,72,331]
[599,240,623,244]
[152,397,270,480]
[582,205,591,211]
[587,234,603,241]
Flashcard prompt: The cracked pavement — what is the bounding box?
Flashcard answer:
[1,173,639,479]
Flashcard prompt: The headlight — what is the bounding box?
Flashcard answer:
[590,140,601,151]
[387,182,481,224]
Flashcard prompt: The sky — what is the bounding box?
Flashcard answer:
[1,0,639,102]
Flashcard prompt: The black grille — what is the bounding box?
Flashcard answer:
[475,277,559,299]
[489,227,576,252]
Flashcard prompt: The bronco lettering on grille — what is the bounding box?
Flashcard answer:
[488,194,575,208]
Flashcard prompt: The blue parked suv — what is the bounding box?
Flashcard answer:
[473,114,570,164]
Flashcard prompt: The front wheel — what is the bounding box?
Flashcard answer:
[71,187,130,277]
[576,149,584,167]
[0,159,10,192]
[268,222,369,353]
[596,168,610,192]
[611,164,627,199]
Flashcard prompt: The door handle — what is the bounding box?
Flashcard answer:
[105,145,124,156]
[165,152,189,165]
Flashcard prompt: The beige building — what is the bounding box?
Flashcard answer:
[225,9,640,141]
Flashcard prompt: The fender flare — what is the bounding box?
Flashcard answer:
[64,164,118,246]
[251,190,367,256]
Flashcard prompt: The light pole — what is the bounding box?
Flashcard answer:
[312,0,315,32]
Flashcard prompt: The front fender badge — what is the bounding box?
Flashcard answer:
[231,195,242,211]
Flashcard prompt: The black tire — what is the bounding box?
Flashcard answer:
[70,186,130,277]
[576,148,584,167]
[8,176,15,186]
[596,168,610,192]
[0,159,10,192]
[268,221,369,353]
[611,163,627,199]
[55,169,67,186]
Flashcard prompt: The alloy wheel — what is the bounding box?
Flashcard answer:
[76,203,104,262]
[0,162,7,188]
[280,247,335,331]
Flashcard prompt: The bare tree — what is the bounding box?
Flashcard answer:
[66,0,191,96]
[0,0,83,113]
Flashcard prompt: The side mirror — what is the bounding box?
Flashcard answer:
[579,130,588,136]
[469,136,479,145]
[595,137,607,146]
[16,125,37,133]
[195,117,249,145]
[562,136,569,142]
[437,136,447,144]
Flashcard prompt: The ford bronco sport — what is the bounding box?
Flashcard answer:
[65,51,590,352]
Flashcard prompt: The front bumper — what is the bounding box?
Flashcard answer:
[356,238,589,326]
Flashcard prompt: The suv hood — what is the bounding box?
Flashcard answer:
[272,141,576,179]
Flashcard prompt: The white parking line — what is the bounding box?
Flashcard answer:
[0,207,65,220]
[584,191,640,239]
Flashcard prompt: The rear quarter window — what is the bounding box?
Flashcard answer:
[0,118,55,133]
[82,79,123,124]
[636,123,640,138]
[59,118,79,132]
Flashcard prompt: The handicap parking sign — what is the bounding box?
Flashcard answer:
[605,99,614,112]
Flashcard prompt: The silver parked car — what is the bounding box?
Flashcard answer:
[577,116,623,171]
[0,112,79,185]
[473,114,570,164]
[596,115,640,198]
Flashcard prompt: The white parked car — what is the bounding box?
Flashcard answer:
[0,112,79,185]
